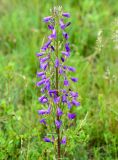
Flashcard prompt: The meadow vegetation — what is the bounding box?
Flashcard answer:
[0,0,118,159]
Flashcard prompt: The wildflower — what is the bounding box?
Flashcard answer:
[55,120,62,128]
[71,77,78,82]
[43,16,52,22]
[57,107,63,116]
[64,79,69,86]
[68,113,76,119]
[36,8,80,158]
[62,13,70,18]
[40,118,46,125]
[43,137,52,142]
[63,32,69,40]
[62,51,70,57]
[61,137,66,144]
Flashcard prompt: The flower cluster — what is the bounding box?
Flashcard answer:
[36,7,80,145]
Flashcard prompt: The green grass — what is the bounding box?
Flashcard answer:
[0,0,118,159]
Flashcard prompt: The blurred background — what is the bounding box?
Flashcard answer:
[0,0,118,159]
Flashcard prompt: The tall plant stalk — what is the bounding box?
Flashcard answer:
[36,6,80,159]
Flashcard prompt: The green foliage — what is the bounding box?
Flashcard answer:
[0,0,118,159]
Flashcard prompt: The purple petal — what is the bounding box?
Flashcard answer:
[36,52,45,57]
[36,79,45,87]
[62,13,70,18]
[49,90,57,96]
[65,22,71,28]
[41,75,46,79]
[40,118,46,125]
[65,43,70,52]
[54,96,60,104]
[57,107,63,116]
[61,57,65,62]
[47,106,51,114]
[63,32,69,40]
[43,16,52,22]
[38,96,48,104]
[59,19,65,30]
[62,51,70,57]
[72,99,80,107]
[61,137,66,144]
[59,68,63,74]
[42,40,52,50]
[48,29,56,39]
[37,72,45,77]
[40,56,50,63]
[64,79,69,86]
[62,95,67,103]
[63,66,67,70]
[55,58,59,68]
[67,101,72,109]
[40,62,48,70]
[43,137,51,142]
[68,66,76,72]
[68,113,76,119]
[38,109,47,115]
[71,77,78,82]
[55,120,62,128]
[48,25,54,30]
[70,91,78,98]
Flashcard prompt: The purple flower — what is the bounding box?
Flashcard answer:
[65,43,70,52]
[54,96,60,104]
[40,62,48,70]
[59,19,65,30]
[43,16,52,22]
[49,90,57,97]
[36,52,45,57]
[71,77,78,82]
[48,29,56,39]
[57,107,63,116]
[42,40,52,51]
[59,68,63,74]
[62,51,70,57]
[43,137,52,142]
[68,66,76,72]
[72,99,80,107]
[40,118,46,125]
[63,66,67,70]
[38,95,48,104]
[36,79,45,87]
[62,13,70,18]
[37,11,80,145]
[64,79,69,86]
[55,120,62,128]
[55,58,59,68]
[65,22,71,28]
[37,72,45,77]
[61,57,65,62]
[68,113,76,119]
[38,106,51,115]
[62,95,67,103]
[40,56,50,63]
[41,75,46,79]
[67,101,72,109]
[61,137,66,144]
[48,25,54,30]
[70,91,78,98]
[63,32,69,40]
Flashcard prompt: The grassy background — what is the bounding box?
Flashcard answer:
[0,0,118,159]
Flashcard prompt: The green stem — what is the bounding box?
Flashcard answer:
[55,12,61,160]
